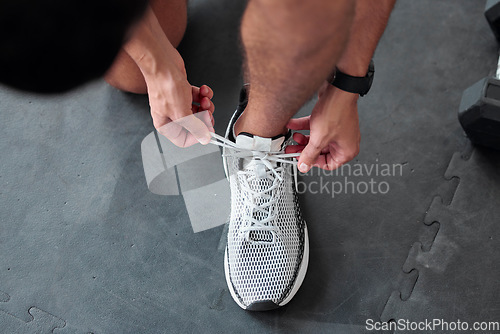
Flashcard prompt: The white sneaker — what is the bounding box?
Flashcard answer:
[214,89,309,311]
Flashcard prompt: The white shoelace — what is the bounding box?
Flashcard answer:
[210,132,300,242]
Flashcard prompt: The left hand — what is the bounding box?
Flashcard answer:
[142,46,215,147]
[285,81,361,172]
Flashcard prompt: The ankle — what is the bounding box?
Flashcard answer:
[234,111,288,139]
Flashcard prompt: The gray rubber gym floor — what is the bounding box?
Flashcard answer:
[1,0,499,333]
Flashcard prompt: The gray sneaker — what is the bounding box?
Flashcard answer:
[219,89,309,311]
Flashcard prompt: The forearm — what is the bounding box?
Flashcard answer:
[123,6,184,78]
[336,0,396,76]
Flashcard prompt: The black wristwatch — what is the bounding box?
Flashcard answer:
[328,59,374,96]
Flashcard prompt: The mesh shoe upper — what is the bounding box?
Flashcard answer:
[220,97,308,308]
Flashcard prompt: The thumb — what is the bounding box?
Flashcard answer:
[297,139,323,173]
[175,113,211,145]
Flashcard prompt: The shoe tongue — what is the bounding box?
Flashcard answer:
[235,133,282,243]
[235,133,285,175]
[235,132,285,152]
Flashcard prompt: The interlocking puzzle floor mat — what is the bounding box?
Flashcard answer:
[0,0,499,333]
[381,147,500,333]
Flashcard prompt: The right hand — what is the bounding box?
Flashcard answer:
[285,82,360,172]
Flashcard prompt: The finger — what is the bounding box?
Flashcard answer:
[297,138,323,173]
[191,86,200,97]
[200,85,214,99]
[200,96,215,114]
[182,132,205,147]
[192,85,214,104]
[285,144,305,154]
[192,101,213,114]
[157,122,193,147]
[196,110,215,131]
[287,116,310,131]
[313,152,343,171]
[176,113,212,145]
[191,86,202,104]
[292,132,309,146]
[209,112,215,126]
[191,101,200,114]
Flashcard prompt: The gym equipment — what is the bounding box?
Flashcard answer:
[458,55,500,150]
[485,0,500,42]
[457,1,500,150]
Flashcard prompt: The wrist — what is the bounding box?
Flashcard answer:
[328,59,374,97]
[331,84,359,103]
[126,36,184,83]
[321,82,359,103]
[336,58,371,77]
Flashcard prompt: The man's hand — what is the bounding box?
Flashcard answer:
[152,82,215,148]
[142,46,215,147]
[124,6,215,147]
[285,81,360,172]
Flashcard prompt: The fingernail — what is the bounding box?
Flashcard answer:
[299,162,309,173]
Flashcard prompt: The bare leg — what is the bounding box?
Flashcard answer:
[104,0,188,94]
[234,0,355,138]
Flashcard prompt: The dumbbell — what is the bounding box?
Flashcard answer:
[485,0,500,42]
[457,1,500,150]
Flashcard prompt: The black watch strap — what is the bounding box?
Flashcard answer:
[329,60,374,97]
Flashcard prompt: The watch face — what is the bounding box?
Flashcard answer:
[362,75,373,96]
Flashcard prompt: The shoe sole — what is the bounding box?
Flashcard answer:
[222,107,310,311]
